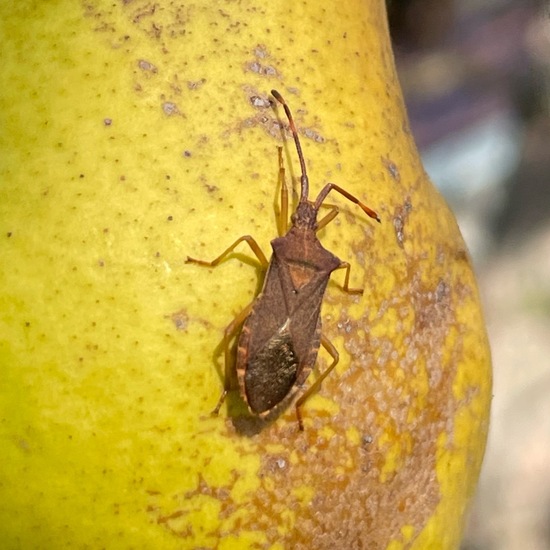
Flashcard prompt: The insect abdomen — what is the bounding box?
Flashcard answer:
[244,322,299,414]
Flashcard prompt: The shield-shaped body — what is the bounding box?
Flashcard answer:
[236,226,341,414]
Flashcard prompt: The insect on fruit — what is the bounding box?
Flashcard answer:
[186,89,380,430]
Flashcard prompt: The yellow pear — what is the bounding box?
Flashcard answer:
[0,0,491,548]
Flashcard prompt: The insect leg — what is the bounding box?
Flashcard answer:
[334,261,363,295]
[212,301,254,415]
[316,204,339,231]
[277,146,289,236]
[295,334,340,431]
[186,235,269,268]
[313,182,380,223]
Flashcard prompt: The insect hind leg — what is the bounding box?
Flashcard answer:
[295,334,339,430]
[212,302,254,415]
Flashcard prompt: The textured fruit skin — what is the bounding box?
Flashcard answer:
[0,1,491,549]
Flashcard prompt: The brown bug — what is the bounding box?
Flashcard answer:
[186,89,380,430]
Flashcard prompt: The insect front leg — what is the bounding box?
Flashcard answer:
[316,204,339,231]
[186,235,269,268]
[295,334,339,431]
[212,302,254,415]
[277,146,289,236]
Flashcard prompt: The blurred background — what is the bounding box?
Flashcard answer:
[387,0,550,548]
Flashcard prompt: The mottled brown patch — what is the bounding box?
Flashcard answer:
[382,156,401,182]
[162,101,180,116]
[245,60,279,77]
[393,198,413,247]
[170,309,189,332]
[138,59,158,73]
[187,78,206,90]
[226,265,457,548]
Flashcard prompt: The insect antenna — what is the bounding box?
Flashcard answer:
[271,90,309,203]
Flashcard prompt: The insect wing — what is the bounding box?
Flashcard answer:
[244,319,300,413]
[237,258,299,414]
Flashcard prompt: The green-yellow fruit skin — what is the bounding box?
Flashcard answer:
[0,1,491,548]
